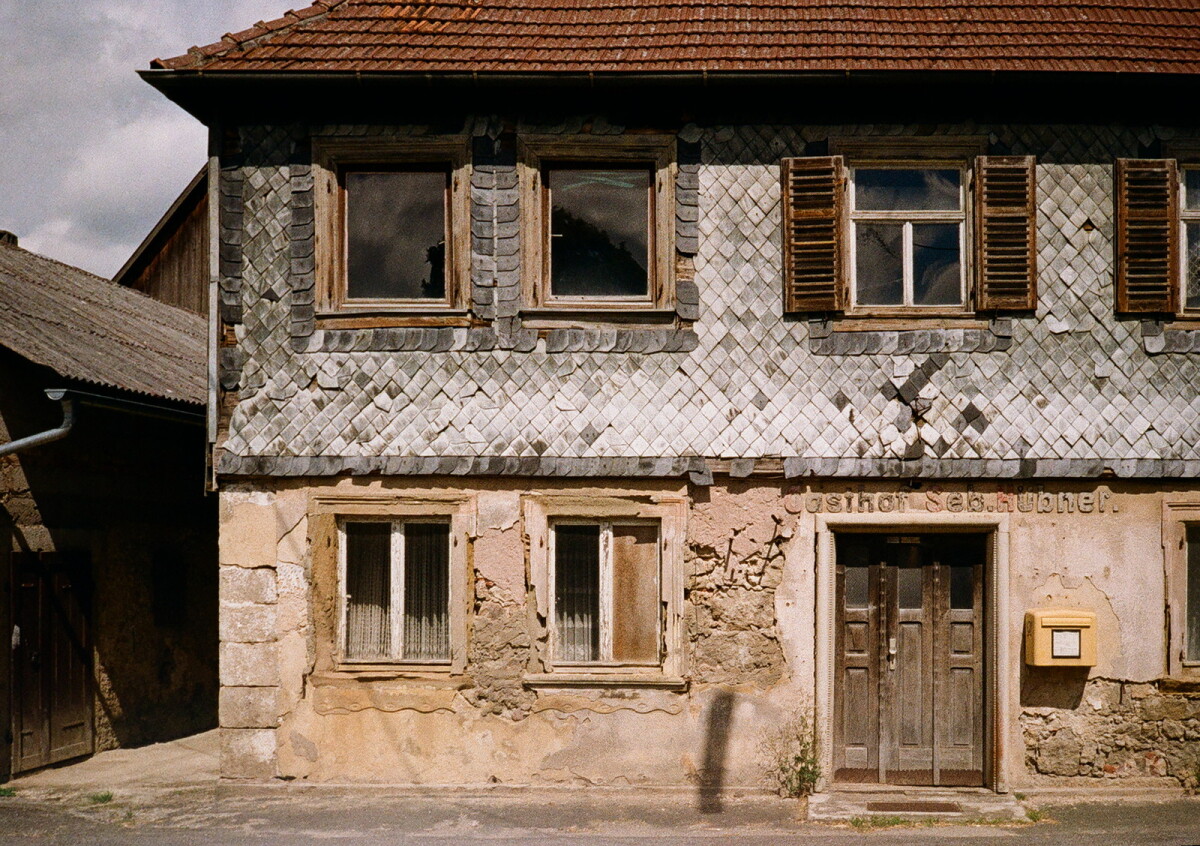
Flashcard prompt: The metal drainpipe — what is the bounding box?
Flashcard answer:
[0,389,75,458]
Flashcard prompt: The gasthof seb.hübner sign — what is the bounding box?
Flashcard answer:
[796,487,1120,515]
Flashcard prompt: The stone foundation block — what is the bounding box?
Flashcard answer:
[221,566,277,605]
[220,499,277,568]
[220,603,277,643]
[220,641,280,687]
[221,728,277,779]
[220,687,280,729]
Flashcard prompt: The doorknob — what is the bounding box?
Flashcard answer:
[887,637,897,670]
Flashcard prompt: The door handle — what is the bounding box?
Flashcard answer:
[887,637,897,670]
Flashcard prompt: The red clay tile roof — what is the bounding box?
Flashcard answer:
[152,0,1200,75]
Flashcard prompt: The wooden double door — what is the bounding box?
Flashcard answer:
[834,533,986,786]
[11,552,93,775]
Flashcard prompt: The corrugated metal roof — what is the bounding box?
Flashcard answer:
[0,241,206,405]
[151,0,1200,75]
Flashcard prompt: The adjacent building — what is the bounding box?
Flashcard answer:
[143,0,1200,790]
[0,232,216,779]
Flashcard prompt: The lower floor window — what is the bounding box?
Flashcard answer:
[552,521,660,664]
[342,520,450,662]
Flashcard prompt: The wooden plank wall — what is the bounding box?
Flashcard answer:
[125,195,209,316]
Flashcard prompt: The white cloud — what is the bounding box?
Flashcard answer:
[0,1,297,277]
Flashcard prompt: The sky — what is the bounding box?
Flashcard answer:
[0,1,295,278]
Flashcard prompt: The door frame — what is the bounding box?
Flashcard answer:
[814,512,1010,793]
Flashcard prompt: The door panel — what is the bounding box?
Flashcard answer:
[46,556,93,764]
[834,541,879,781]
[834,534,985,787]
[11,552,93,774]
[13,553,48,773]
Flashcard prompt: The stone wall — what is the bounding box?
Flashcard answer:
[1022,680,1200,788]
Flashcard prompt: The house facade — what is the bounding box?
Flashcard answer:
[146,1,1200,790]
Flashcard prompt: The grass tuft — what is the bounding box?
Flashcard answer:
[86,791,114,805]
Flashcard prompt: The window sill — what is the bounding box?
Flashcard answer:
[523,673,688,690]
[521,308,679,327]
[316,309,473,329]
[317,667,469,686]
[833,313,986,331]
[1158,676,1200,693]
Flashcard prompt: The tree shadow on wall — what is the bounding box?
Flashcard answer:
[698,688,735,813]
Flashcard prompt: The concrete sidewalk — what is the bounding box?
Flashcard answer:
[2,733,1199,845]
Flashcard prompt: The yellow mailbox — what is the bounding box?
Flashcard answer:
[1024,608,1096,667]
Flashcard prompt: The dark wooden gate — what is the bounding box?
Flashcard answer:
[834,533,985,786]
[12,552,93,774]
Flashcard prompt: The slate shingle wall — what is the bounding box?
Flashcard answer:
[217,121,1200,478]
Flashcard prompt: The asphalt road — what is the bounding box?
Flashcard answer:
[1,788,1199,845]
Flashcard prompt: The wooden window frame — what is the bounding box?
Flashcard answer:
[518,135,676,315]
[548,518,661,669]
[336,517,453,666]
[523,492,687,687]
[845,160,970,315]
[1178,163,1200,318]
[310,494,473,676]
[313,137,471,322]
[1163,500,1200,679]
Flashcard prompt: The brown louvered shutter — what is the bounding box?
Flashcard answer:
[1115,158,1179,314]
[974,156,1037,311]
[781,156,845,312]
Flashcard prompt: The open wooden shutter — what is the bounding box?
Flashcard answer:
[781,156,845,312]
[1115,158,1179,314]
[974,156,1037,311]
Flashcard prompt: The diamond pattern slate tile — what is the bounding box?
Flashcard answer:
[220,122,1200,475]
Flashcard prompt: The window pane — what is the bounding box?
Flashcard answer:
[346,170,446,300]
[1186,222,1200,310]
[1188,526,1200,662]
[555,525,600,662]
[898,567,923,609]
[611,524,660,663]
[549,168,649,298]
[912,223,962,305]
[855,169,961,211]
[403,523,450,661]
[949,565,974,610]
[344,523,391,660]
[856,223,904,305]
[1185,170,1200,211]
[844,565,870,609]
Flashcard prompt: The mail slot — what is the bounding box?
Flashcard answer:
[1024,608,1096,667]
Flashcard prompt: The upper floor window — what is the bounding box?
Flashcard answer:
[850,166,966,309]
[546,166,653,301]
[1182,167,1200,311]
[781,142,1037,317]
[344,168,449,302]
[314,138,470,316]
[520,136,675,313]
